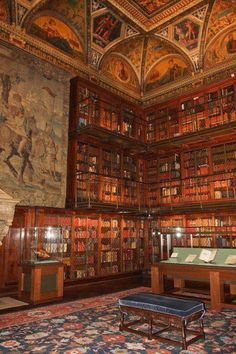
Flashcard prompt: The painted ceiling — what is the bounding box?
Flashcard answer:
[0,0,236,100]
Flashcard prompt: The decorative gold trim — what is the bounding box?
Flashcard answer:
[107,0,202,31]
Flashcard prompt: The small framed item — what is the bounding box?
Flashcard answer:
[185,254,197,263]
[224,255,236,265]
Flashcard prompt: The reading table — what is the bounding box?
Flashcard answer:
[151,248,236,311]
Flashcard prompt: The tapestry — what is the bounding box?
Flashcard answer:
[0,43,70,207]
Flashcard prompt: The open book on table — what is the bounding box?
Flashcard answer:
[199,249,217,263]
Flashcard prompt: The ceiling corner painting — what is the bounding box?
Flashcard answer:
[106,37,144,77]
[145,55,190,92]
[0,0,9,22]
[173,18,200,51]
[101,54,140,93]
[28,15,83,58]
[206,0,236,46]
[204,27,236,69]
[92,11,122,50]
[144,37,177,74]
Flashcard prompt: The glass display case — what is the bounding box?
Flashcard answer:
[18,227,64,304]
[19,227,64,264]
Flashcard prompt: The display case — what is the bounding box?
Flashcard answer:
[18,227,64,304]
[19,227,64,264]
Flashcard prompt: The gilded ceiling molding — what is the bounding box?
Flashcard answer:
[106,0,203,31]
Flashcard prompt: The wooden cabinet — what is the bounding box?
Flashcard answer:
[15,209,150,284]
[153,213,236,250]
[18,261,64,304]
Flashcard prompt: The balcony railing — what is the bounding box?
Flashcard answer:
[76,97,146,142]
[149,172,236,207]
[75,172,236,209]
[76,172,147,209]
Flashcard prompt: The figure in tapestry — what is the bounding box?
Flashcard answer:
[0,48,67,207]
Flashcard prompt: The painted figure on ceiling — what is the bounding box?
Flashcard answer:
[102,55,139,92]
[174,19,200,50]
[0,0,7,21]
[137,0,171,14]
[30,16,82,56]
[158,59,183,84]
[205,29,236,68]
[226,33,236,53]
[93,13,122,48]
[145,57,188,91]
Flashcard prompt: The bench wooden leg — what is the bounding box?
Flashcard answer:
[119,311,125,331]
[148,318,153,340]
[181,319,187,350]
[200,317,205,339]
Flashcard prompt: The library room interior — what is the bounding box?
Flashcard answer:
[0,0,236,352]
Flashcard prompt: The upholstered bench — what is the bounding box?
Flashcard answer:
[118,292,205,349]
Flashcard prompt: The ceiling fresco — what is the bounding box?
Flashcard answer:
[92,11,122,50]
[145,55,190,91]
[0,0,9,21]
[205,27,236,68]
[101,54,140,92]
[29,15,83,57]
[128,0,176,16]
[0,0,236,100]
[103,36,144,77]
[206,0,236,46]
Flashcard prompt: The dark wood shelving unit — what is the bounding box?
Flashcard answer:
[2,76,236,293]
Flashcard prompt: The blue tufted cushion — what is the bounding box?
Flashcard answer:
[119,293,205,318]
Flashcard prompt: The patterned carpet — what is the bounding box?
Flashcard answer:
[0,287,235,353]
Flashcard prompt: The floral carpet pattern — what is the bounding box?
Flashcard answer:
[0,288,235,353]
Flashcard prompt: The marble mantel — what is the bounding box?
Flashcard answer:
[0,189,19,245]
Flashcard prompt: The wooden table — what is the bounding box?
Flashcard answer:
[152,262,236,311]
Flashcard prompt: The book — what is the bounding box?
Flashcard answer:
[224,255,236,265]
[170,252,178,258]
[185,254,197,263]
[199,249,217,263]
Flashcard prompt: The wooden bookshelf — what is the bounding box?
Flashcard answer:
[145,80,236,144]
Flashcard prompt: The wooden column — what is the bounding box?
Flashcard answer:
[210,271,224,311]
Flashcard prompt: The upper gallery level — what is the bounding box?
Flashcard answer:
[70,77,236,150]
